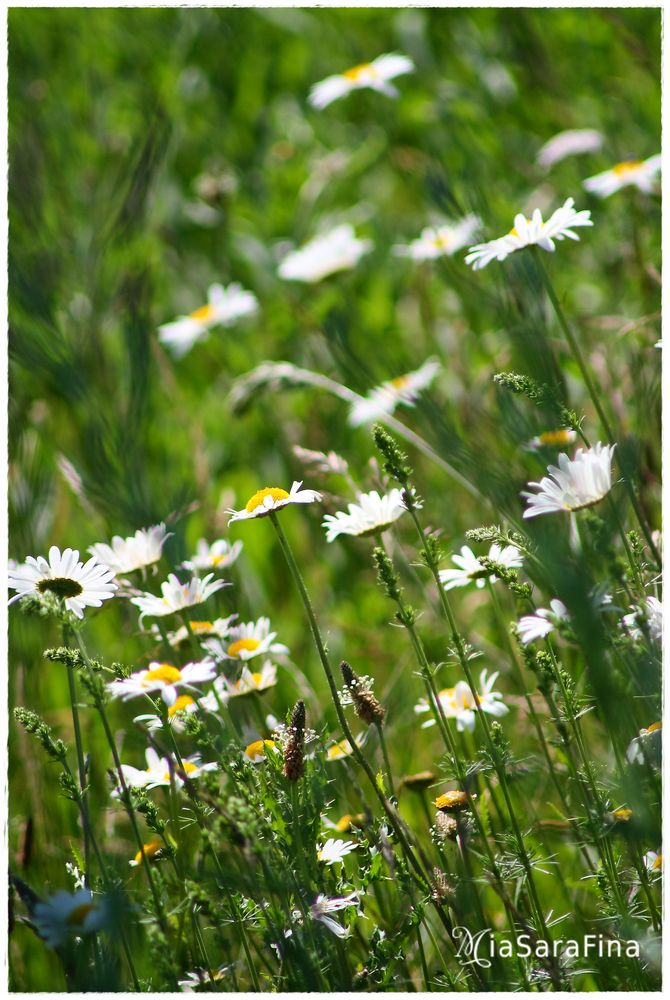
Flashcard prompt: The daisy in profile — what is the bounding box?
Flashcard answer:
[130,573,228,621]
[181,538,243,572]
[536,128,603,169]
[158,282,258,357]
[622,596,663,644]
[348,359,440,427]
[8,546,117,618]
[415,669,509,733]
[128,840,166,868]
[626,722,662,766]
[439,543,523,591]
[200,662,278,712]
[517,599,569,644]
[278,224,372,283]
[308,53,414,109]
[244,739,278,763]
[317,838,356,865]
[323,488,416,542]
[107,659,217,706]
[326,733,367,762]
[89,523,170,575]
[526,428,577,451]
[179,967,231,992]
[203,616,288,662]
[583,154,661,198]
[310,892,362,938]
[393,216,481,261]
[111,747,217,796]
[227,482,321,523]
[465,197,592,270]
[163,615,236,652]
[522,442,616,518]
[33,889,110,948]
[134,694,200,733]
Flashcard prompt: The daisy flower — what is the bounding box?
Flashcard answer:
[310,892,361,938]
[244,739,278,763]
[517,599,569,644]
[179,967,230,992]
[227,482,321,523]
[89,523,170,575]
[439,543,523,591]
[415,669,508,733]
[203,616,288,663]
[278,224,372,283]
[317,838,356,865]
[626,723,662,766]
[393,216,481,260]
[181,538,243,572]
[323,488,416,542]
[162,615,236,652]
[129,840,166,868]
[111,747,217,796]
[134,694,200,733]
[644,850,662,873]
[622,596,663,643]
[8,546,117,618]
[465,197,592,270]
[583,154,661,198]
[107,659,217,706]
[158,282,258,357]
[326,733,367,762]
[522,442,616,518]
[526,428,577,451]
[33,889,110,948]
[130,573,228,621]
[200,661,278,710]
[536,128,603,169]
[308,53,414,109]
[348,359,440,427]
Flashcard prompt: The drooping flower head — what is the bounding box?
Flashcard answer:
[536,128,603,169]
[522,443,616,518]
[8,546,117,618]
[89,523,170,575]
[227,482,321,523]
[130,573,228,621]
[393,217,481,260]
[322,488,416,542]
[465,197,592,270]
[439,543,523,591]
[278,225,372,283]
[583,154,661,198]
[517,599,569,644]
[348,359,440,427]
[158,283,258,357]
[308,53,414,109]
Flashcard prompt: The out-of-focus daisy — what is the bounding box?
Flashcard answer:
[310,892,361,938]
[393,217,481,260]
[323,488,416,542]
[134,694,200,733]
[158,283,258,357]
[583,154,661,198]
[130,573,228,621]
[129,840,166,868]
[162,615,236,652]
[325,733,367,762]
[107,659,217,706]
[203,616,288,662]
[434,790,469,812]
[348,359,440,427]
[89,524,170,575]
[308,53,414,109]
[179,967,230,992]
[317,838,356,865]
[622,596,663,644]
[536,128,603,169]
[517,599,569,644]
[33,889,109,948]
[181,538,243,573]
[112,748,217,796]
[626,722,662,766]
[227,482,321,523]
[522,442,616,518]
[439,543,523,591]
[244,738,278,763]
[323,813,366,833]
[465,197,592,270]
[200,662,278,710]
[278,225,372,283]
[8,546,117,618]
[526,428,577,451]
[644,850,662,873]
[415,669,508,733]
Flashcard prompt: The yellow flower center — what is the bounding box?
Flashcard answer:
[613,160,643,176]
[645,721,662,734]
[133,840,164,865]
[509,217,532,238]
[431,234,450,250]
[162,760,198,782]
[190,620,214,633]
[434,790,469,812]
[327,739,352,761]
[245,487,290,513]
[235,672,263,691]
[189,303,216,322]
[343,62,375,81]
[211,553,227,566]
[67,902,96,926]
[651,853,662,870]
[390,375,409,389]
[227,638,261,658]
[168,695,195,717]
[145,664,182,684]
[245,739,276,759]
[612,808,633,822]
[537,429,574,447]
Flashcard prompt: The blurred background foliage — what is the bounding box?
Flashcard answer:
[9,7,660,990]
